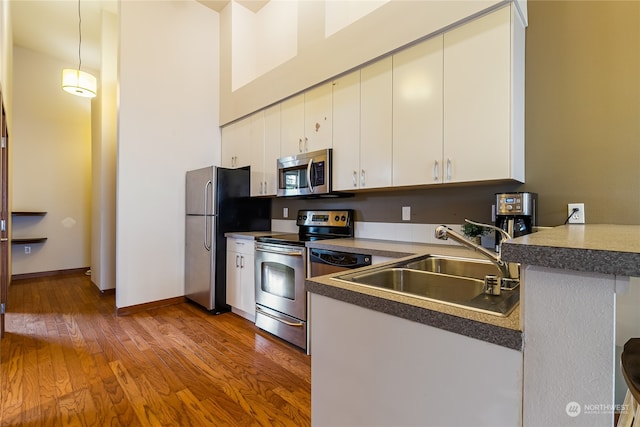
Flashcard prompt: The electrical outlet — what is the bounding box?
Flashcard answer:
[24,245,31,254]
[567,203,585,224]
[402,206,411,221]
[283,207,289,218]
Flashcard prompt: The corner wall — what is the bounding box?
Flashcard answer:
[91,9,118,291]
[117,0,220,308]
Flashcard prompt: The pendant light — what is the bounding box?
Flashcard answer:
[62,0,97,98]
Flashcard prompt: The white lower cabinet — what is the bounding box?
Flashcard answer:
[310,293,523,426]
[226,238,256,321]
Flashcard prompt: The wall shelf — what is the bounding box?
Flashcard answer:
[12,237,48,245]
[11,211,48,245]
[12,211,47,216]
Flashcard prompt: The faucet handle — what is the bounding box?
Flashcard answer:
[483,275,501,295]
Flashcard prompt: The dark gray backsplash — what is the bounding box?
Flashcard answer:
[271,182,522,224]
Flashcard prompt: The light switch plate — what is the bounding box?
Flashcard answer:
[283,207,289,218]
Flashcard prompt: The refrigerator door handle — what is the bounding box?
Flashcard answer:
[204,180,212,251]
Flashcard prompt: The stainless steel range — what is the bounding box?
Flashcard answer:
[254,210,354,351]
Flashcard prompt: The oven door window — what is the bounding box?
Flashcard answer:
[261,262,295,300]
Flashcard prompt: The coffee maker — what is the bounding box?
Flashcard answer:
[495,192,537,250]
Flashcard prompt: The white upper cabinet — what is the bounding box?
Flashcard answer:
[360,57,393,189]
[280,93,305,157]
[392,36,444,187]
[246,106,281,197]
[332,70,361,191]
[333,58,393,192]
[443,5,524,183]
[304,83,333,152]
[280,82,333,157]
[221,116,253,169]
[262,105,281,196]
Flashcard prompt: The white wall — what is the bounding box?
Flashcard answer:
[11,47,92,275]
[91,9,118,291]
[117,0,220,308]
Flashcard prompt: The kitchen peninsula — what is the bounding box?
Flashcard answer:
[306,225,640,426]
[501,224,640,427]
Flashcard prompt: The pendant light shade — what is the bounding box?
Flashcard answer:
[62,0,97,99]
[62,68,97,98]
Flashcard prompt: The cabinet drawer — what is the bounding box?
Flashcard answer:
[227,238,255,254]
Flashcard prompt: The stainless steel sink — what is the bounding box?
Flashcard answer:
[333,255,519,316]
[400,255,500,280]
[343,268,484,303]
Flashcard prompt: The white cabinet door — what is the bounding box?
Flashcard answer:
[263,104,281,196]
[280,83,333,158]
[361,57,393,189]
[248,111,266,197]
[221,116,252,169]
[238,250,255,314]
[280,94,305,157]
[226,238,256,319]
[393,35,443,187]
[332,70,361,191]
[226,245,241,309]
[304,82,333,152]
[443,6,515,183]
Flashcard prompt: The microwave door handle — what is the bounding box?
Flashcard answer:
[306,159,314,193]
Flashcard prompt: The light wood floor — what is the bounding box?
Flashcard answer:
[0,273,311,426]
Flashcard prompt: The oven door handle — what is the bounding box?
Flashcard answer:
[255,246,304,256]
[256,307,305,327]
[306,159,314,193]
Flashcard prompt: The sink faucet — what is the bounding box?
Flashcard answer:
[434,220,517,282]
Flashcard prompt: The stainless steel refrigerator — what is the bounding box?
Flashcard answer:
[185,166,270,312]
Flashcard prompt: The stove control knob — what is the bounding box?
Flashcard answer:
[341,215,346,221]
[334,215,340,221]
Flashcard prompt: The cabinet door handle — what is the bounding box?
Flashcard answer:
[446,158,452,181]
[304,137,308,152]
[434,160,439,181]
[352,171,357,187]
[298,138,303,153]
[235,255,240,268]
[361,170,365,187]
[240,255,244,268]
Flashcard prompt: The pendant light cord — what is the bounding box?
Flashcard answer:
[77,0,82,72]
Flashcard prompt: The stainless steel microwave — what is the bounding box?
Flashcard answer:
[277,148,332,197]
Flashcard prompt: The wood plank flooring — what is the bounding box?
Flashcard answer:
[0,273,311,426]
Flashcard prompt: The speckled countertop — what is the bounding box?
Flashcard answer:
[501,225,640,277]
[306,238,523,351]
